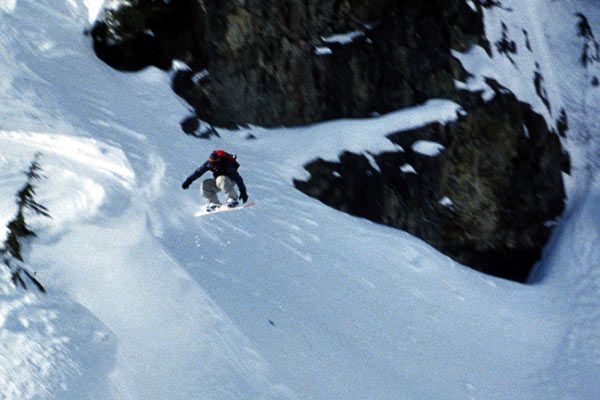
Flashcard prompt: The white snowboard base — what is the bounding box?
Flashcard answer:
[194,201,256,217]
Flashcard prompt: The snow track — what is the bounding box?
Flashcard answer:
[2,1,289,396]
[536,176,600,399]
[1,0,600,399]
[488,1,600,398]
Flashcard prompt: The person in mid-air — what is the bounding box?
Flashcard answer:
[181,150,248,210]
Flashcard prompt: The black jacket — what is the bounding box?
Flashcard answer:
[182,159,247,195]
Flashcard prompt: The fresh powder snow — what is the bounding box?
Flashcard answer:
[411,140,446,157]
[321,30,364,45]
[400,163,417,174]
[314,46,333,56]
[0,0,599,399]
[438,197,454,207]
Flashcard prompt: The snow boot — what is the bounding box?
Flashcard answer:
[227,199,239,208]
[206,202,220,212]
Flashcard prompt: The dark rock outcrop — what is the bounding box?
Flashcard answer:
[91,0,567,281]
[92,0,487,127]
[91,0,199,71]
[295,88,567,282]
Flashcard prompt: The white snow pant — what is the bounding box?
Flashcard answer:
[201,176,238,204]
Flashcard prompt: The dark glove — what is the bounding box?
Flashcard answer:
[239,191,248,203]
[182,181,190,190]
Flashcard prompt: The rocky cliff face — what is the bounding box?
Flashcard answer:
[295,87,568,282]
[91,0,568,282]
[91,0,198,71]
[189,0,488,127]
[92,0,486,126]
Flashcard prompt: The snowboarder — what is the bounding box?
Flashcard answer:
[181,150,249,211]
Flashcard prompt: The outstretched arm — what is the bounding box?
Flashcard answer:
[230,171,248,202]
[182,163,209,189]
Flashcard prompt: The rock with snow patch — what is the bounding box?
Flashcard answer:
[296,90,567,282]
[91,0,486,127]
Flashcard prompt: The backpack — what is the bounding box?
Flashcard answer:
[214,149,239,170]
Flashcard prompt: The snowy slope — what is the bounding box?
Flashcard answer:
[459,1,600,397]
[0,0,599,399]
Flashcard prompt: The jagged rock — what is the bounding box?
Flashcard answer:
[91,0,199,71]
[92,0,487,126]
[180,115,200,135]
[91,0,567,282]
[295,90,567,282]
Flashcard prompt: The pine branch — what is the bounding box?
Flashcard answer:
[11,268,28,290]
[22,269,46,294]
[24,198,51,218]
[1,153,50,293]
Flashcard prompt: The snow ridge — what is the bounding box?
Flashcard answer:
[1,0,600,399]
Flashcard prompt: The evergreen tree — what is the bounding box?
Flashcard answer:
[0,153,51,293]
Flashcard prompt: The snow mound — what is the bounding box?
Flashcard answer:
[0,275,115,400]
[0,131,134,238]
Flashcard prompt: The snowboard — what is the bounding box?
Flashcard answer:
[194,201,256,217]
